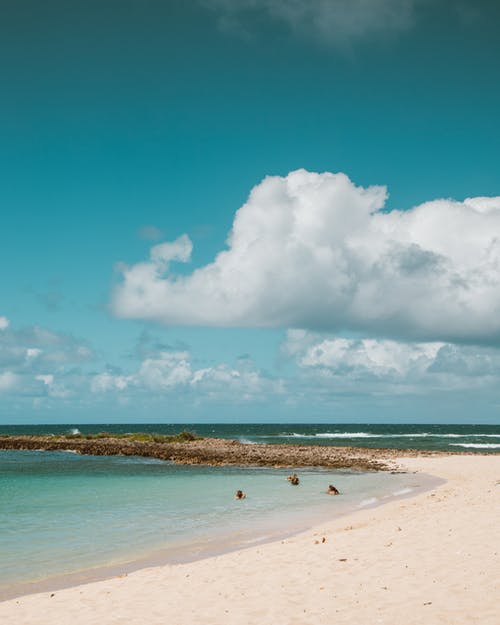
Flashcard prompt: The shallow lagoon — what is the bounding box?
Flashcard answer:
[0,450,435,597]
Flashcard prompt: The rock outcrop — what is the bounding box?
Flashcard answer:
[0,435,466,472]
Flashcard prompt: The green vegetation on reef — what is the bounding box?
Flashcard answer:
[59,431,199,443]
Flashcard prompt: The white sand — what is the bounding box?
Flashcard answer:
[1,455,499,625]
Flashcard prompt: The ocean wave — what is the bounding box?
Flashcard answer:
[282,432,377,439]
[279,432,500,440]
[68,428,81,435]
[316,432,373,439]
[392,487,413,496]
[450,443,500,449]
[358,497,378,507]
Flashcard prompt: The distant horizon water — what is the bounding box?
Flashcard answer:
[2,423,500,452]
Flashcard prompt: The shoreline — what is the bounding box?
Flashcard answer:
[2,452,499,624]
[0,466,441,602]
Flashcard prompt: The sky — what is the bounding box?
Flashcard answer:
[1,0,500,424]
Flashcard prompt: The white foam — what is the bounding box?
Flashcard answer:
[392,488,412,496]
[284,432,378,439]
[358,497,378,507]
[315,432,373,439]
[68,428,81,435]
[450,443,500,449]
[281,432,500,440]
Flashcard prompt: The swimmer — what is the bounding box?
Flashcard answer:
[326,484,340,495]
[290,473,300,486]
[235,489,246,499]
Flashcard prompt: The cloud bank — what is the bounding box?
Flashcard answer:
[2,316,500,421]
[283,329,500,394]
[0,321,94,399]
[0,318,281,407]
[91,351,282,402]
[112,169,500,344]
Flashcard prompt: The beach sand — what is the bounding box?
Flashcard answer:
[1,454,498,625]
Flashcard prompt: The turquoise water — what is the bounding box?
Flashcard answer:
[0,449,432,597]
[2,422,499,451]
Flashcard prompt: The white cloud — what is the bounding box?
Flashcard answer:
[150,235,193,266]
[137,351,193,389]
[34,373,72,398]
[0,318,280,405]
[301,337,442,377]
[0,324,94,370]
[90,349,282,402]
[203,0,420,46]
[35,374,54,386]
[26,348,42,360]
[0,321,93,403]
[285,330,443,377]
[91,372,131,393]
[0,316,9,330]
[283,330,500,398]
[112,169,500,344]
[0,371,17,392]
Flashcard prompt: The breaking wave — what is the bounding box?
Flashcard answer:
[450,443,500,449]
[280,432,500,440]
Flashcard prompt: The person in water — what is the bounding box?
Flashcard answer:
[235,490,246,499]
[326,484,340,495]
[289,473,299,485]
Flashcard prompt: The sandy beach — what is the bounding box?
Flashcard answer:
[1,454,498,625]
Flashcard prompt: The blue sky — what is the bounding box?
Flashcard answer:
[1,0,500,423]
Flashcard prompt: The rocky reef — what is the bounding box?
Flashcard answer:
[0,434,464,472]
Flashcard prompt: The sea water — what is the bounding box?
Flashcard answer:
[0,448,436,597]
[2,422,499,451]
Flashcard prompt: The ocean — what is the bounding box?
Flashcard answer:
[1,422,499,451]
[1,422,496,598]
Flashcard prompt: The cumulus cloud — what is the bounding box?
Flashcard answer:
[0,321,94,402]
[0,316,9,330]
[0,324,94,370]
[0,318,280,406]
[112,169,500,344]
[283,329,500,397]
[34,373,72,398]
[90,350,282,402]
[285,330,443,377]
[203,0,420,46]
[138,351,192,389]
[91,372,131,393]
